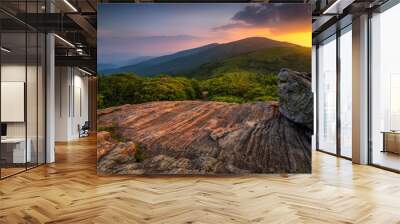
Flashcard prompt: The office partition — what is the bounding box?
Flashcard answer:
[0,1,47,179]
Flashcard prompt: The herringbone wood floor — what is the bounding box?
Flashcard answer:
[1,136,400,224]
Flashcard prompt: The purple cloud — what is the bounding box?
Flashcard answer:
[213,4,311,34]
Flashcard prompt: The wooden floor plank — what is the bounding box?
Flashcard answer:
[0,136,399,223]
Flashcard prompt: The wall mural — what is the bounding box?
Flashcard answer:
[97,3,313,174]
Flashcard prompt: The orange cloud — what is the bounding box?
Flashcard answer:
[214,26,311,47]
[271,32,311,48]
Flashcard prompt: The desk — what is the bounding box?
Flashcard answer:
[382,131,400,154]
[1,138,31,163]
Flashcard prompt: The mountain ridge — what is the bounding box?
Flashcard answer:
[100,37,306,76]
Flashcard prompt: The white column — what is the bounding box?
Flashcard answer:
[46,32,55,163]
[352,14,369,164]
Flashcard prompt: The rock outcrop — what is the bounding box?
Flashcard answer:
[278,69,313,130]
[97,69,313,174]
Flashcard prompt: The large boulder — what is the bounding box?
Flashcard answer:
[278,69,313,131]
[97,69,313,174]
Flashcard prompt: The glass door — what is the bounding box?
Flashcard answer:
[370,3,400,171]
[317,35,337,154]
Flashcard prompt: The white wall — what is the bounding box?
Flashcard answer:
[71,72,89,138]
[1,63,46,164]
[1,82,25,122]
[1,64,26,139]
[0,64,42,138]
[55,67,89,141]
[55,67,69,141]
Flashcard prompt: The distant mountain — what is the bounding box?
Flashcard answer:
[118,56,154,67]
[102,42,219,75]
[99,56,154,74]
[98,63,117,73]
[102,37,307,76]
[131,43,218,68]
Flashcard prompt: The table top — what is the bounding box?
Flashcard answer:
[1,138,30,143]
[381,131,400,134]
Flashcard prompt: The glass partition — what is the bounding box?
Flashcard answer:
[38,32,45,165]
[27,31,38,169]
[370,3,400,171]
[0,30,28,177]
[317,35,337,154]
[0,2,46,179]
[339,26,352,158]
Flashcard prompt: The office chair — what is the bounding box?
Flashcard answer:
[79,121,90,138]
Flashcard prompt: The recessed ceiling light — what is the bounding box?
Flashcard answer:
[1,47,11,53]
[54,34,75,48]
[322,0,355,15]
[63,0,78,12]
[78,67,92,76]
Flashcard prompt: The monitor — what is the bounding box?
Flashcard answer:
[1,123,7,137]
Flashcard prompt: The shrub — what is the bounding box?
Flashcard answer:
[253,95,278,102]
[135,143,145,162]
[98,73,143,108]
[200,72,279,103]
[210,96,245,104]
[98,71,280,106]
[98,74,202,107]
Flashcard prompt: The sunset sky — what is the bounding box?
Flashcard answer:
[98,3,311,66]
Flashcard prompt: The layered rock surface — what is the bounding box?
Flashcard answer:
[97,69,312,174]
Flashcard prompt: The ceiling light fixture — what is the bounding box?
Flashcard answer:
[63,0,78,12]
[54,34,75,48]
[322,0,355,15]
[76,48,85,55]
[1,47,11,53]
[322,0,341,14]
[78,67,93,76]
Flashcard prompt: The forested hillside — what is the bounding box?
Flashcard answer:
[98,38,311,108]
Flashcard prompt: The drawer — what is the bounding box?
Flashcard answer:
[384,133,400,154]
